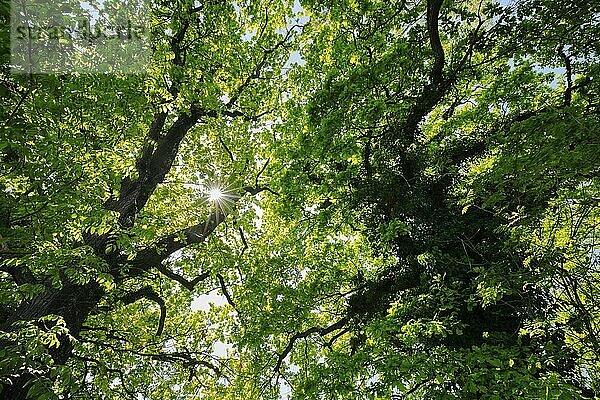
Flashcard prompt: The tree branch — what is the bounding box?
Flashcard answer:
[559,48,573,106]
[72,354,136,399]
[389,0,451,143]
[102,17,286,231]
[77,342,221,376]
[155,209,230,257]
[128,186,270,282]
[255,158,270,186]
[427,0,445,84]
[105,106,208,226]
[238,226,249,256]
[153,186,269,255]
[216,273,237,309]
[218,136,235,162]
[227,25,300,108]
[274,317,350,373]
[121,286,166,336]
[155,264,210,291]
[148,111,168,141]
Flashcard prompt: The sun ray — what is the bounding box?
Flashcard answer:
[205,182,237,214]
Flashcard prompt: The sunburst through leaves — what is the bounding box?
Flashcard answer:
[205,183,237,214]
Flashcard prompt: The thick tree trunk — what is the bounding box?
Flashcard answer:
[0,281,105,399]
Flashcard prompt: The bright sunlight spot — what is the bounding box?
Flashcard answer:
[204,183,237,213]
[208,187,224,202]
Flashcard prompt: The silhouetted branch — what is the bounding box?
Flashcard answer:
[216,273,237,310]
[121,286,166,336]
[154,264,210,291]
[274,317,350,374]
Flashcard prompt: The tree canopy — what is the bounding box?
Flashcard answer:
[1,0,599,398]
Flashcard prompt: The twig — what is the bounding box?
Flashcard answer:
[216,273,237,310]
